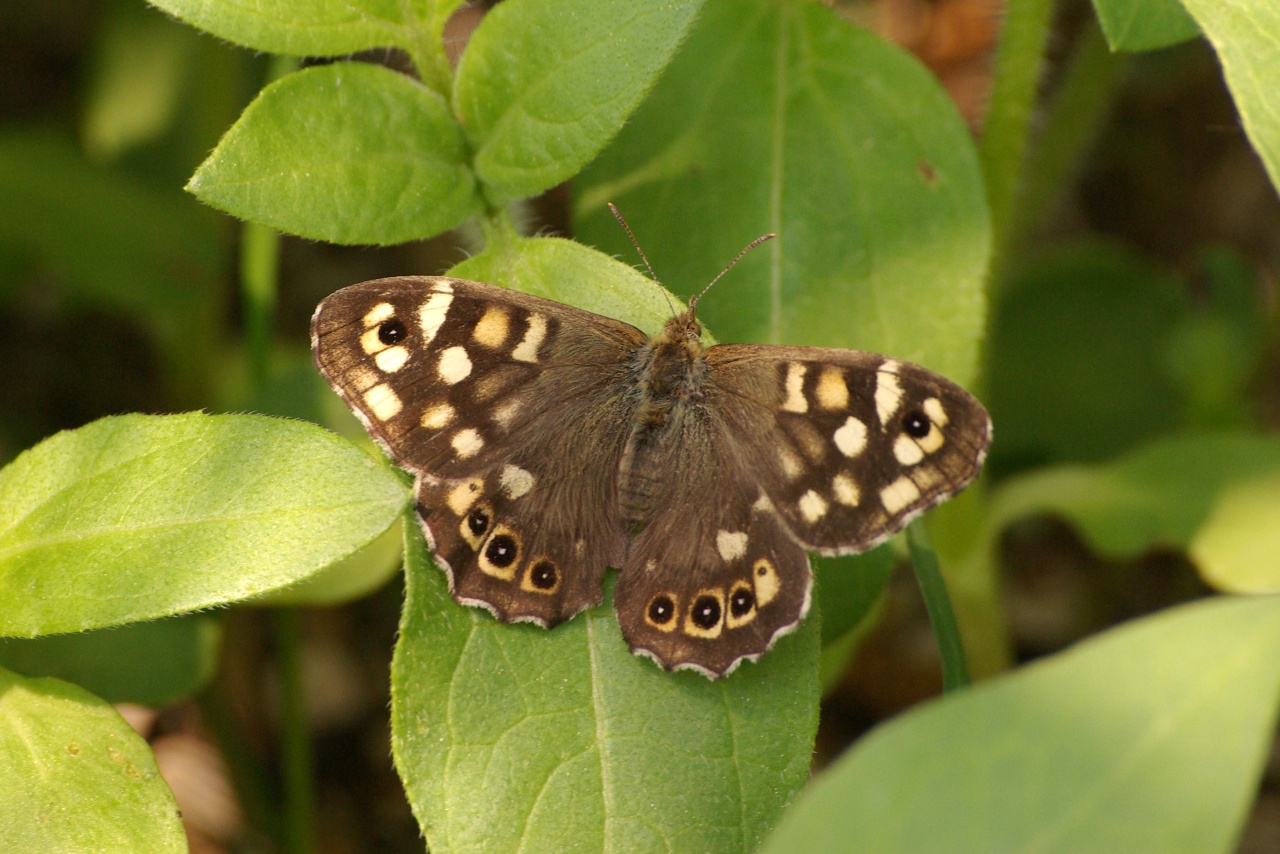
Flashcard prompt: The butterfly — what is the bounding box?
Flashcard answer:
[312,250,990,678]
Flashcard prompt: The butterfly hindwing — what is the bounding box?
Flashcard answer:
[613,414,811,677]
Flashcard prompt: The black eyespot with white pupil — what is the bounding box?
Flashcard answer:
[377,317,408,345]
[691,595,722,630]
[529,560,558,590]
[903,409,931,439]
[467,507,490,537]
[484,534,518,568]
[730,588,755,617]
[648,595,675,625]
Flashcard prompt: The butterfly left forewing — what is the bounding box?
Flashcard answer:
[707,345,991,554]
[313,276,646,626]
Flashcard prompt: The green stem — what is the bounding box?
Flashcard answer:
[275,608,314,854]
[1016,17,1123,248]
[907,522,971,692]
[240,220,279,386]
[979,0,1058,287]
[402,12,455,98]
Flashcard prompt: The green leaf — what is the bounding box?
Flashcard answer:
[988,432,1280,560]
[987,242,1186,467]
[1190,473,1280,593]
[1180,0,1280,193]
[455,0,704,206]
[146,0,403,57]
[188,62,481,245]
[762,594,1280,853]
[1091,0,1200,51]
[449,233,678,335]
[575,0,989,384]
[814,547,894,645]
[0,615,219,706]
[0,413,408,636]
[391,520,819,854]
[0,666,185,852]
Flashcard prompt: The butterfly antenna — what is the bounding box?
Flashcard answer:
[609,202,677,315]
[691,232,776,308]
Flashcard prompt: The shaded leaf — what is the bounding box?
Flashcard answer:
[1092,0,1200,51]
[0,615,219,706]
[575,0,988,384]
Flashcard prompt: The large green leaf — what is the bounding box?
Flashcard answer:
[1180,0,1280,193]
[762,594,1280,853]
[1190,473,1280,593]
[391,518,820,854]
[0,666,185,852]
[986,242,1186,468]
[188,62,480,245]
[575,0,989,385]
[0,615,219,706]
[0,413,408,636]
[455,0,704,206]
[1091,0,1200,51]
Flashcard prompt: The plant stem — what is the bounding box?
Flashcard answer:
[907,522,971,692]
[1016,17,1123,247]
[979,0,1058,287]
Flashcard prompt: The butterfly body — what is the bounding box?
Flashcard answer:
[313,276,990,678]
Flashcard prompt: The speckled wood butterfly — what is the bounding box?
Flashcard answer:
[312,245,990,678]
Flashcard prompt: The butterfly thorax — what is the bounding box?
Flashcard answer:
[617,309,709,531]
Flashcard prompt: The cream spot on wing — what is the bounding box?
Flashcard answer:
[816,368,849,410]
[833,416,868,457]
[777,446,803,479]
[782,362,808,413]
[500,464,535,500]
[374,345,409,373]
[420,402,455,430]
[832,473,860,506]
[437,346,472,385]
[753,559,780,606]
[918,424,946,454]
[923,397,949,426]
[363,302,394,327]
[451,428,484,459]
[446,479,482,516]
[913,467,943,493]
[491,397,523,428]
[512,314,547,362]
[472,306,510,349]
[360,326,385,356]
[881,476,922,515]
[753,492,775,513]
[799,489,828,523]
[716,530,748,562]
[894,434,925,465]
[363,383,401,421]
[418,292,453,344]
[876,361,903,424]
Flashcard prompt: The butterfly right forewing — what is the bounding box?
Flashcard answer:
[707,345,992,555]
